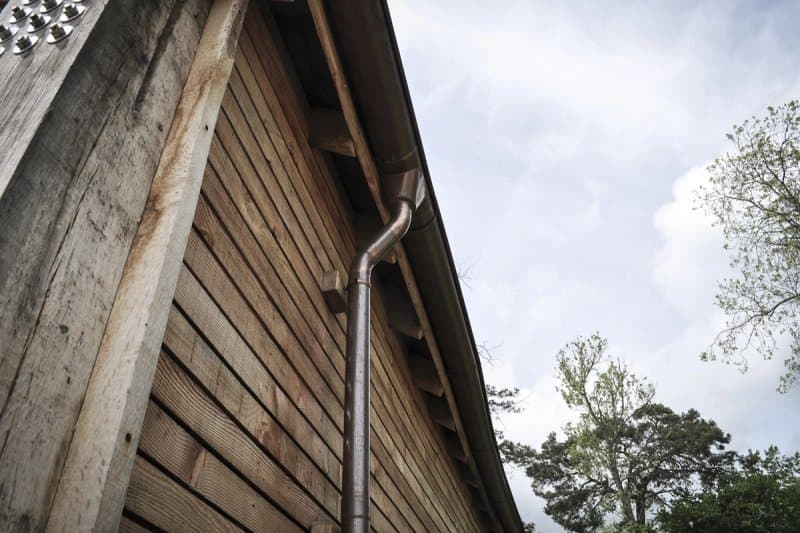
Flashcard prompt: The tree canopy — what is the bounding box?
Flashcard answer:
[656,446,800,532]
[500,334,733,531]
[698,100,800,391]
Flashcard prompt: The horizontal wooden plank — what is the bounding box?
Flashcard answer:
[192,158,447,530]
[162,301,339,513]
[139,400,302,533]
[181,231,409,531]
[118,515,151,533]
[125,455,240,533]
[150,349,334,526]
[173,263,342,459]
[229,22,477,529]
[193,162,437,530]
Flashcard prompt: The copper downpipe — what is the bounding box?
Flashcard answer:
[342,170,422,533]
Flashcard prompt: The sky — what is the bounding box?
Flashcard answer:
[389,1,800,530]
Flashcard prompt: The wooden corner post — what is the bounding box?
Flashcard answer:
[45,1,247,531]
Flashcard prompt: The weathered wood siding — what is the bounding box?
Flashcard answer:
[0,2,212,530]
[122,6,482,531]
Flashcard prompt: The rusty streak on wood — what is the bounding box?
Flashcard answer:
[45,2,248,531]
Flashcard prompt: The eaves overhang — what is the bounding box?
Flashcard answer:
[323,2,525,531]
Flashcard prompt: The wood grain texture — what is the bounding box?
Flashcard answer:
[118,515,152,533]
[44,2,246,531]
[0,2,211,531]
[125,455,241,533]
[0,0,108,197]
[138,400,302,533]
[159,314,338,524]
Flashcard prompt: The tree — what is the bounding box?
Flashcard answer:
[485,384,538,532]
[698,100,800,391]
[656,446,800,532]
[501,334,733,532]
[486,384,524,417]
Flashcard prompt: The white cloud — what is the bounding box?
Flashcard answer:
[652,165,728,317]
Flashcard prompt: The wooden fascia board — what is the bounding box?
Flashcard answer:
[45,2,248,530]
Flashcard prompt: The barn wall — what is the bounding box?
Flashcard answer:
[121,5,482,532]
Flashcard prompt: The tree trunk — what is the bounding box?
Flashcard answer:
[606,447,634,523]
[635,496,646,524]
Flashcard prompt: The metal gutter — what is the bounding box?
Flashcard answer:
[325,2,524,531]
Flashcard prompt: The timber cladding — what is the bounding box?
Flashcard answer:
[122,5,483,532]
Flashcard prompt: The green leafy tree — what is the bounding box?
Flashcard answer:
[698,101,800,391]
[657,446,800,532]
[501,334,733,532]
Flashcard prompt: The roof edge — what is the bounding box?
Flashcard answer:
[324,2,524,531]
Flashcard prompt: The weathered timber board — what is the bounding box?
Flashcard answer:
[138,398,302,532]
[0,2,211,531]
[125,455,240,533]
[45,2,247,531]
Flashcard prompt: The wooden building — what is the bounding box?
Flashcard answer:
[0,1,522,531]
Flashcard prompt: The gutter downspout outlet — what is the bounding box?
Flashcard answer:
[343,169,424,533]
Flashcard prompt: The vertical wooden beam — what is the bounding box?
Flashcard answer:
[0,2,212,530]
[45,2,247,531]
[0,2,109,198]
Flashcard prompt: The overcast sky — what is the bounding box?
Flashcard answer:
[390,1,800,530]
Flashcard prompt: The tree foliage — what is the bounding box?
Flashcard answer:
[485,384,536,531]
[501,334,733,531]
[698,100,800,391]
[486,384,524,417]
[656,446,800,532]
